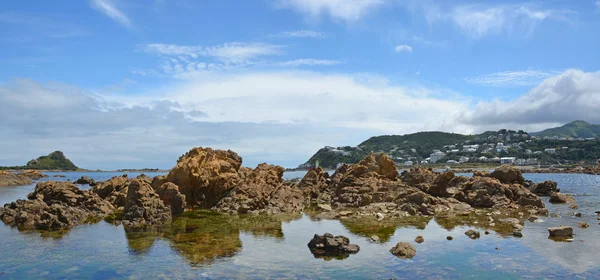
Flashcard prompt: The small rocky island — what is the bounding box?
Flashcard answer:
[0,146,572,240]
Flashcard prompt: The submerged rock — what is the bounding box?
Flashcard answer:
[307,233,360,259]
[465,229,481,239]
[390,242,416,258]
[549,192,575,204]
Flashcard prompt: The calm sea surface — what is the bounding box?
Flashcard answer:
[0,171,599,279]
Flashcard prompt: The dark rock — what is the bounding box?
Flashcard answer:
[446,236,453,240]
[528,180,559,196]
[465,229,481,239]
[548,226,573,237]
[390,242,416,258]
[307,233,360,259]
[75,176,95,185]
[512,231,523,238]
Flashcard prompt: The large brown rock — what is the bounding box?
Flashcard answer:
[90,175,130,207]
[490,165,524,184]
[296,167,328,200]
[164,147,242,208]
[400,167,436,186]
[549,192,575,204]
[548,226,573,237]
[453,177,544,209]
[0,172,33,187]
[155,182,186,215]
[122,179,172,226]
[429,171,455,197]
[528,180,559,196]
[0,181,113,230]
[19,170,48,180]
[358,153,398,180]
[214,163,305,214]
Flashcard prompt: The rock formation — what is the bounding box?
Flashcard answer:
[0,171,33,187]
[307,233,360,259]
[549,192,575,204]
[90,175,131,207]
[19,170,48,180]
[154,182,186,215]
[528,180,559,196]
[390,242,416,258]
[75,176,96,186]
[490,165,525,184]
[0,181,113,230]
[121,179,172,227]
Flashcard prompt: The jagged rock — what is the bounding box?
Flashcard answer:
[400,167,436,186]
[390,242,416,258]
[75,176,95,185]
[429,171,454,197]
[454,176,544,209]
[0,171,33,187]
[358,153,398,180]
[528,180,559,196]
[214,163,306,214]
[465,229,481,239]
[307,233,360,258]
[548,226,573,237]
[19,170,48,180]
[121,179,171,227]
[549,192,575,204]
[0,181,113,230]
[296,167,328,200]
[90,175,130,207]
[490,165,524,184]
[154,182,186,215]
[164,147,243,208]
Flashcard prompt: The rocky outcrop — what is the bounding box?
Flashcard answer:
[296,167,328,200]
[400,167,436,187]
[75,176,96,186]
[358,153,398,180]
[307,233,360,259]
[429,170,454,197]
[154,182,186,215]
[214,163,305,214]
[121,179,172,227]
[390,242,416,258]
[528,180,559,196]
[452,176,544,209]
[90,175,130,207]
[490,165,524,184]
[549,192,575,204]
[548,226,573,237]
[0,181,113,230]
[0,171,33,187]
[19,170,48,180]
[164,147,243,208]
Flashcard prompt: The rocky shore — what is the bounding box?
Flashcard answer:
[0,170,49,187]
[0,146,563,233]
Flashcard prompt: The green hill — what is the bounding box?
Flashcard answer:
[531,120,600,138]
[0,151,79,170]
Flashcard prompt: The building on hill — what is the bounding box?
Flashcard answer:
[446,160,459,165]
[459,156,469,163]
[501,157,516,164]
[404,161,413,166]
[430,151,446,163]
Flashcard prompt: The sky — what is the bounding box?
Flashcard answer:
[1,0,600,170]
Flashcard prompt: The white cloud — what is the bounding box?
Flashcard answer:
[278,30,326,38]
[90,0,133,29]
[144,42,284,63]
[275,0,385,22]
[395,44,412,53]
[459,69,600,128]
[275,59,341,67]
[465,69,562,87]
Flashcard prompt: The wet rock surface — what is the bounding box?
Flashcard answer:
[390,242,416,258]
[307,233,360,259]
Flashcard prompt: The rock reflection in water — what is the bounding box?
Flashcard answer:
[339,216,431,243]
[122,211,300,266]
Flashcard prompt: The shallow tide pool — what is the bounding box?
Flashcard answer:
[0,172,599,279]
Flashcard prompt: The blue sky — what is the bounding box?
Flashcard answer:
[1,0,600,169]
